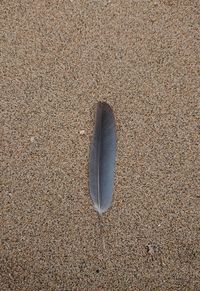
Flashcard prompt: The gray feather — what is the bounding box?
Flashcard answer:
[89,102,116,214]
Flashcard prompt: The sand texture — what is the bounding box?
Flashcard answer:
[1,0,200,290]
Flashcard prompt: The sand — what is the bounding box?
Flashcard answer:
[1,1,200,290]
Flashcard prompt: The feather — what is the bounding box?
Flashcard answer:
[89,102,116,214]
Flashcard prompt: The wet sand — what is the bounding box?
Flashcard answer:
[1,1,200,290]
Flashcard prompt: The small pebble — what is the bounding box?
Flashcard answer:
[6,191,12,197]
[147,244,159,256]
[80,130,85,135]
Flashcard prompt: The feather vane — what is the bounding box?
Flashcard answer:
[89,102,116,214]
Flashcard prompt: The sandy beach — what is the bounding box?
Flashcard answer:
[1,1,200,290]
